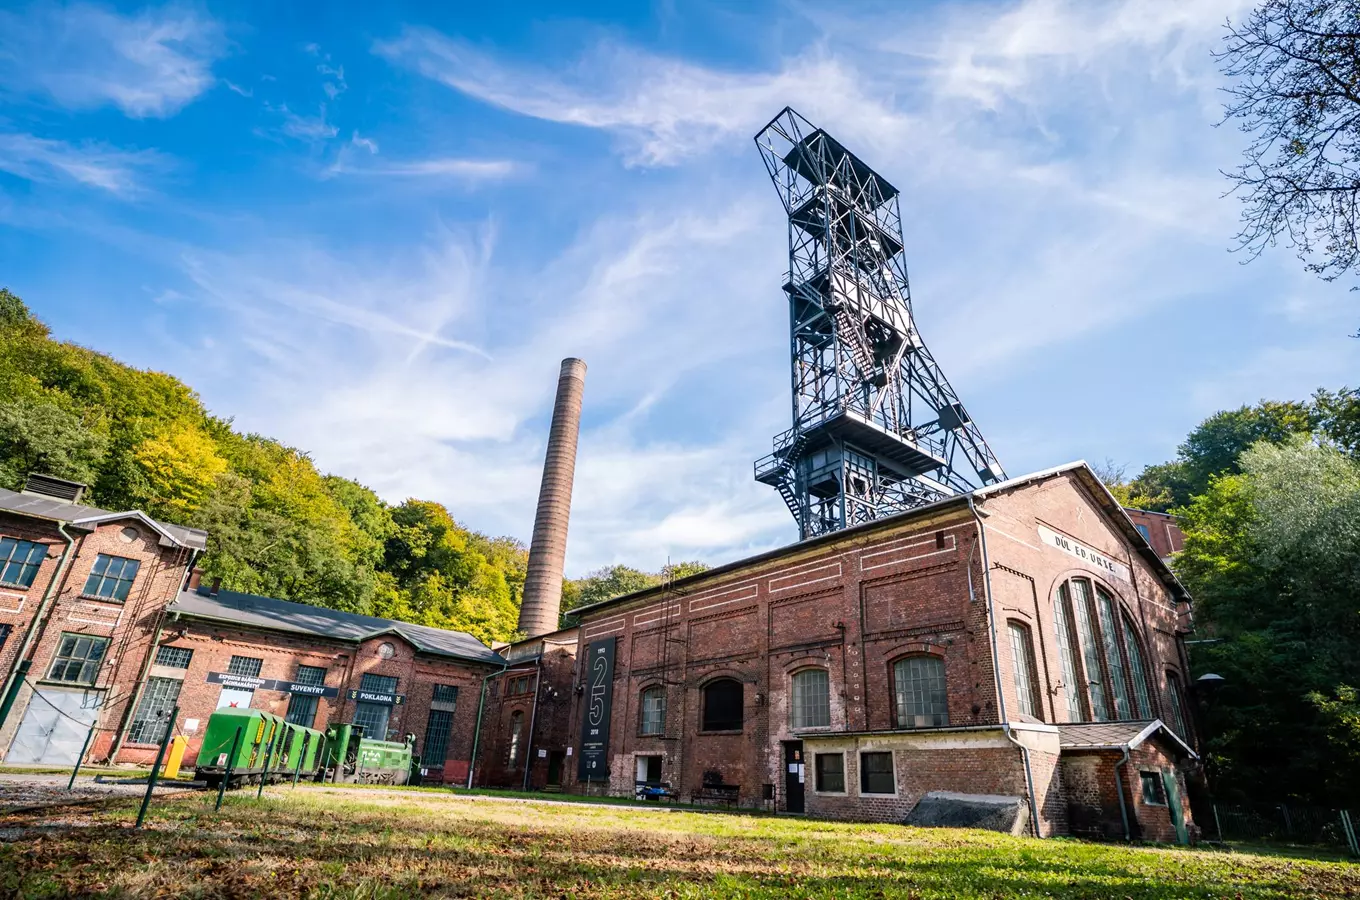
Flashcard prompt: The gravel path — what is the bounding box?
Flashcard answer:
[0,772,199,813]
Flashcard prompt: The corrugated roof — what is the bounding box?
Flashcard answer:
[1058,720,1197,759]
[0,487,208,550]
[168,587,504,666]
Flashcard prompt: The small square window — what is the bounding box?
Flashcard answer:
[0,537,46,588]
[154,645,193,669]
[860,751,895,795]
[82,554,141,602]
[1140,772,1167,806]
[432,683,459,704]
[293,664,326,687]
[47,633,109,685]
[815,753,845,793]
[227,655,263,678]
[360,672,398,694]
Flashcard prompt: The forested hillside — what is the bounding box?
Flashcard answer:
[0,289,529,643]
[1106,389,1360,808]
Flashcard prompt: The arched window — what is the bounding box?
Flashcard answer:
[1054,577,1151,723]
[1165,671,1188,739]
[1053,586,1085,721]
[1122,616,1152,719]
[893,656,948,728]
[639,686,666,735]
[790,669,830,730]
[702,678,743,731]
[507,711,523,769]
[1008,622,1041,720]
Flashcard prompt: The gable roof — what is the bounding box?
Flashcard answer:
[0,487,208,551]
[1058,720,1198,759]
[571,461,1189,620]
[168,587,504,666]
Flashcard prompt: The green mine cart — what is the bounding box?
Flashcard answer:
[194,708,325,788]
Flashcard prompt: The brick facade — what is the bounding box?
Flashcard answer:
[477,631,578,790]
[0,509,198,764]
[0,491,504,784]
[520,465,1203,841]
[140,614,496,783]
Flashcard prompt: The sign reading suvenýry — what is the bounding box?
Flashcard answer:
[206,671,339,697]
[1036,524,1131,583]
[577,637,616,782]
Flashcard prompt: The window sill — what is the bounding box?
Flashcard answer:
[0,582,33,591]
[860,791,898,797]
[697,728,743,736]
[36,679,101,690]
[77,594,125,604]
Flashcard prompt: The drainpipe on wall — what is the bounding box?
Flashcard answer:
[967,496,1042,838]
[0,523,77,738]
[1114,747,1133,841]
[466,660,508,789]
[521,654,544,792]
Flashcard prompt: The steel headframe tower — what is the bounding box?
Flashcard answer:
[753,107,1006,540]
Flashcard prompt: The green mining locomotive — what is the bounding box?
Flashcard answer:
[194,707,419,789]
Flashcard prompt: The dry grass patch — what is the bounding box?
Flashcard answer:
[1,787,1356,898]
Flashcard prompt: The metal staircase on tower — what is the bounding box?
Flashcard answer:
[753,107,1007,540]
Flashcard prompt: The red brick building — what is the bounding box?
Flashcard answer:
[0,475,207,766]
[475,628,578,791]
[0,475,506,782]
[531,463,1201,841]
[1122,508,1185,562]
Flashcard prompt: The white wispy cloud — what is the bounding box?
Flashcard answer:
[0,133,166,196]
[334,157,521,180]
[0,3,224,118]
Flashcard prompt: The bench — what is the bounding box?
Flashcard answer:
[635,781,678,803]
[689,784,740,807]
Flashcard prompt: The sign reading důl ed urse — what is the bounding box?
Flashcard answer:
[205,671,340,697]
[1036,524,1131,583]
[577,637,616,782]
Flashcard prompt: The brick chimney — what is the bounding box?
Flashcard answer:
[517,358,587,638]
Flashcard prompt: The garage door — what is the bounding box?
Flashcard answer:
[7,687,102,765]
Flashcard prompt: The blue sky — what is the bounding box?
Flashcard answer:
[1,0,1355,576]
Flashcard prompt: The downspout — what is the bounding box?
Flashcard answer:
[1114,746,1132,841]
[466,659,508,789]
[106,546,195,762]
[967,496,1041,838]
[0,523,78,737]
[521,655,544,791]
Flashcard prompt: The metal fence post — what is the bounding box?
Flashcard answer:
[135,705,179,829]
[1213,803,1224,842]
[1341,809,1359,857]
[1280,803,1293,837]
[216,726,243,812]
[256,730,277,800]
[67,723,97,791]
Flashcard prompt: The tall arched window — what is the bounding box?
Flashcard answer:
[893,656,948,728]
[1166,671,1188,739]
[790,669,830,729]
[1054,577,1152,724]
[1053,587,1085,721]
[1122,615,1152,719]
[507,711,523,769]
[702,678,743,731]
[639,686,666,735]
[1008,622,1041,720]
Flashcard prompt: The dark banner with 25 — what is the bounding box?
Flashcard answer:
[577,637,616,782]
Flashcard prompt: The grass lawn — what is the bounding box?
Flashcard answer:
[2,785,1356,899]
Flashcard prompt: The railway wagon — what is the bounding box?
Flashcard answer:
[321,722,419,785]
[195,708,325,788]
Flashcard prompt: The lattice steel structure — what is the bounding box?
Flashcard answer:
[753,107,1006,539]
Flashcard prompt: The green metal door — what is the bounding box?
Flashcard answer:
[1162,769,1189,845]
